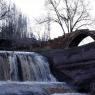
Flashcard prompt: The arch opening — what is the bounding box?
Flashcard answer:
[69,34,94,48]
[78,36,94,46]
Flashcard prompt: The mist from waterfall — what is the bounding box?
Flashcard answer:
[0,51,56,82]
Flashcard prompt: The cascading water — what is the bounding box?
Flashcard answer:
[0,51,56,81]
[0,51,74,95]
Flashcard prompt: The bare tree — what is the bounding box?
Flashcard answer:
[0,0,11,21]
[1,3,29,39]
[37,0,93,36]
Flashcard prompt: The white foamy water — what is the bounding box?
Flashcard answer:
[0,51,56,81]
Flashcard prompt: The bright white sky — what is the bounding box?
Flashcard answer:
[13,0,64,38]
[13,0,45,18]
[13,0,95,18]
[12,0,95,43]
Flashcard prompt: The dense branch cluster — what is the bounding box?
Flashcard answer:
[0,0,33,39]
[37,0,93,36]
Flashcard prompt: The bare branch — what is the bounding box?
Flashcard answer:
[72,0,79,18]
[49,0,66,35]
[36,0,93,37]
[75,23,93,30]
[72,6,86,30]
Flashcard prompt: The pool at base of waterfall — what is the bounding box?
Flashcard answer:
[52,93,89,95]
[0,81,89,95]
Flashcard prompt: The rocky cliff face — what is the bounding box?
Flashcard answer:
[39,42,95,93]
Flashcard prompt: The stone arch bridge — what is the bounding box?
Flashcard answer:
[45,29,95,49]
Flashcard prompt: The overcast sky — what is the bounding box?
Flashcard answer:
[12,0,95,44]
[13,0,45,18]
[13,0,95,18]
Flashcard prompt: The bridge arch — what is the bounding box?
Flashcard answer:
[64,29,95,48]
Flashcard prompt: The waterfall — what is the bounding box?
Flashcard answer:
[0,51,56,82]
[0,51,77,95]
